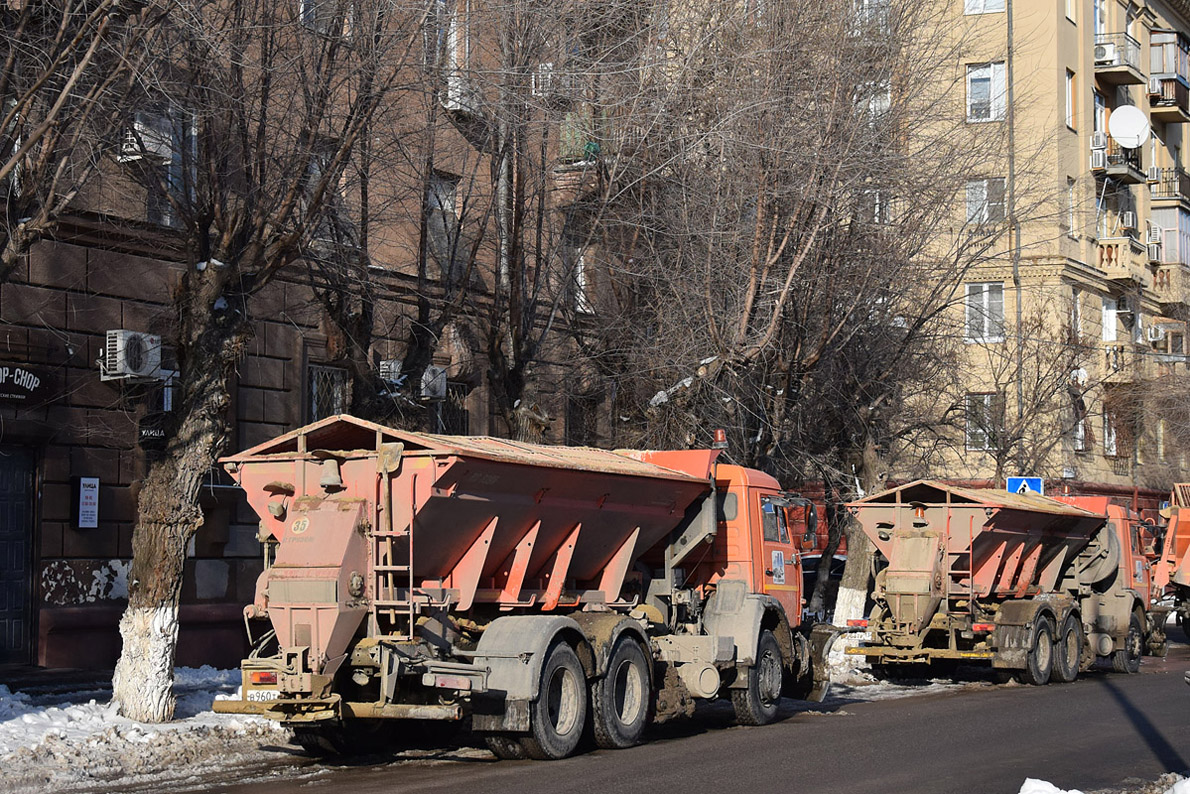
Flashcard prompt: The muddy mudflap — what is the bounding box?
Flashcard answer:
[785,623,842,702]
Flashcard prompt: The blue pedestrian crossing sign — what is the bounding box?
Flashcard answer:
[1006,477,1043,496]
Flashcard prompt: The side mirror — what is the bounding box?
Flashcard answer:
[800,532,816,550]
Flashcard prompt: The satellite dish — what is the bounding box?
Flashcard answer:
[1108,105,1151,149]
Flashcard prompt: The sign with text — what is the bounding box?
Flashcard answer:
[0,363,49,405]
[76,477,99,529]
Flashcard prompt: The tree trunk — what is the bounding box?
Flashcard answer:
[827,438,883,680]
[111,316,249,722]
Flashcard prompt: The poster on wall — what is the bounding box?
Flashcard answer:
[76,477,99,529]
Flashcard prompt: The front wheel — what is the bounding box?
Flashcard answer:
[1112,611,1144,674]
[732,630,783,726]
[590,636,651,749]
[1020,616,1054,686]
[1051,615,1083,684]
[520,640,588,760]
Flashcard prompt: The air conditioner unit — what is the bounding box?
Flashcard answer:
[1120,210,1137,230]
[101,330,162,381]
[116,114,173,163]
[1148,166,1163,184]
[420,364,447,401]
[1094,42,1118,65]
[378,359,403,384]
[1090,131,1108,150]
[1150,76,1164,96]
[1147,324,1168,343]
[1148,224,1163,243]
[1090,150,1108,171]
[1149,242,1163,262]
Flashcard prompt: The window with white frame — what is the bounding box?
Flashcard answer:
[1103,412,1118,456]
[1065,70,1077,130]
[966,62,1006,122]
[427,171,462,279]
[1093,91,1106,134]
[1102,296,1118,342]
[966,392,1003,450]
[965,178,1006,224]
[121,110,196,228]
[1070,286,1082,340]
[964,0,1004,13]
[1158,419,1166,461]
[965,282,1005,342]
[1066,0,1076,22]
[1093,0,1105,36]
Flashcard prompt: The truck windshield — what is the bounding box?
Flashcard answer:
[760,496,789,543]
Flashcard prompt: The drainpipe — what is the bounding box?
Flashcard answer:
[1007,0,1024,473]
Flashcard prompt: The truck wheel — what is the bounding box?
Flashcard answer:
[1051,615,1082,684]
[590,636,650,749]
[519,640,588,760]
[1112,611,1144,674]
[732,630,783,726]
[1020,616,1054,686]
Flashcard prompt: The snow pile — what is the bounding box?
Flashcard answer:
[1019,780,1085,794]
[0,667,289,794]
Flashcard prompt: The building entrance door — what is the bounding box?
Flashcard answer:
[0,446,34,664]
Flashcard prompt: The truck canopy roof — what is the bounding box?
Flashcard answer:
[222,414,718,483]
[850,479,1104,520]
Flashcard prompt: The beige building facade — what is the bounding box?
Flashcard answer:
[934,0,1190,505]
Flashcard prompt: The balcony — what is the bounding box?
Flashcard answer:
[1154,264,1190,313]
[1150,167,1190,204]
[1094,33,1146,85]
[1094,139,1145,184]
[1098,237,1150,289]
[1149,76,1190,124]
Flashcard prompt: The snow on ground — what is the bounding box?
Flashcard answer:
[0,667,290,794]
[1020,774,1190,794]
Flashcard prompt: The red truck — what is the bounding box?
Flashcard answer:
[845,481,1161,683]
[213,416,836,759]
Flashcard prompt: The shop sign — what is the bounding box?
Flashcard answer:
[0,364,49,405]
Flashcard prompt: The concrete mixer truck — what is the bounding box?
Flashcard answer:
[844,481,1161,684]
[212,416,838,759]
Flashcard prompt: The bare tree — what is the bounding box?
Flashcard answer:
[0,0,162,282]
[111,0,424,721]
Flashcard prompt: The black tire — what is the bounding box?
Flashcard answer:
[1019,616,1054,686]
[732,630,783,726]
[1051,615,1083,684]
[484,733,528,760]
[1112,611,1144,674]
[519,640,588,760]
[590,636,650,750]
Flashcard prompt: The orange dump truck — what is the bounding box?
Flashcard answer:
[1155,484,1190,626]
[845,481,1162,684]
[213,416,836,759]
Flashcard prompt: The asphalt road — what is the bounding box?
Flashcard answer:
[198,642,1190,794]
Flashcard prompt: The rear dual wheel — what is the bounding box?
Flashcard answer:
[1020,616,1055,686]
[486,640,588,761]
[590,636,650,749]
[1051,615,1083,684]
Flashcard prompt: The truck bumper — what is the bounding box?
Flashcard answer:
[844,646,993,662]
[212,696,462,723]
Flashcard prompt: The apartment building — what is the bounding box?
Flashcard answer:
[938,0,1190,508]
[0,1,614,669]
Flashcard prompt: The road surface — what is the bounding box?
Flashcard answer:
[189,638,1190,794]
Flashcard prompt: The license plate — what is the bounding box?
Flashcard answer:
[246,689,280,702]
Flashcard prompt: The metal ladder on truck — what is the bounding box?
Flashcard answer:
[371,453,416,640]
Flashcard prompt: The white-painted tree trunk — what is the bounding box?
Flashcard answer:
[827,585,871,682]
[112,605,180,722]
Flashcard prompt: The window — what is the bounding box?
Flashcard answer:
[1093,0,1105,36]
[760,495,791,543]
[965,178,1006,224]
[122,110,196,228]
[1102,296,1118,342]
[967,62,1006,122]
[571,248,594,314]
[308,364,348,421]
[1093,91,1106,134]
[1066,0,1076,23]
[858,79,892,121]
[964,0,1005,12]
[430,381,470,434]
[966,392,1004,451]
[565,393,600,446]
[1158,420,1166,461]
[965,282,1005,342]
[1069,286,1082,340]
[427,171,462,279]
[856,0,891,32]
[1071,393,1089,452]
[1103,412,1118,456]
[1065,177,1080,237]
[1065,70,1077,130]
[300,0,343,34]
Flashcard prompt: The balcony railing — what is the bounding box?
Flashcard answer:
[1150,167,1190,201]
[1155,264,1190,311]
[1095,33,1145,84]
[1150,77,1190,120]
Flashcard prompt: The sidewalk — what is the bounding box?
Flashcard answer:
[0,666,114,707]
